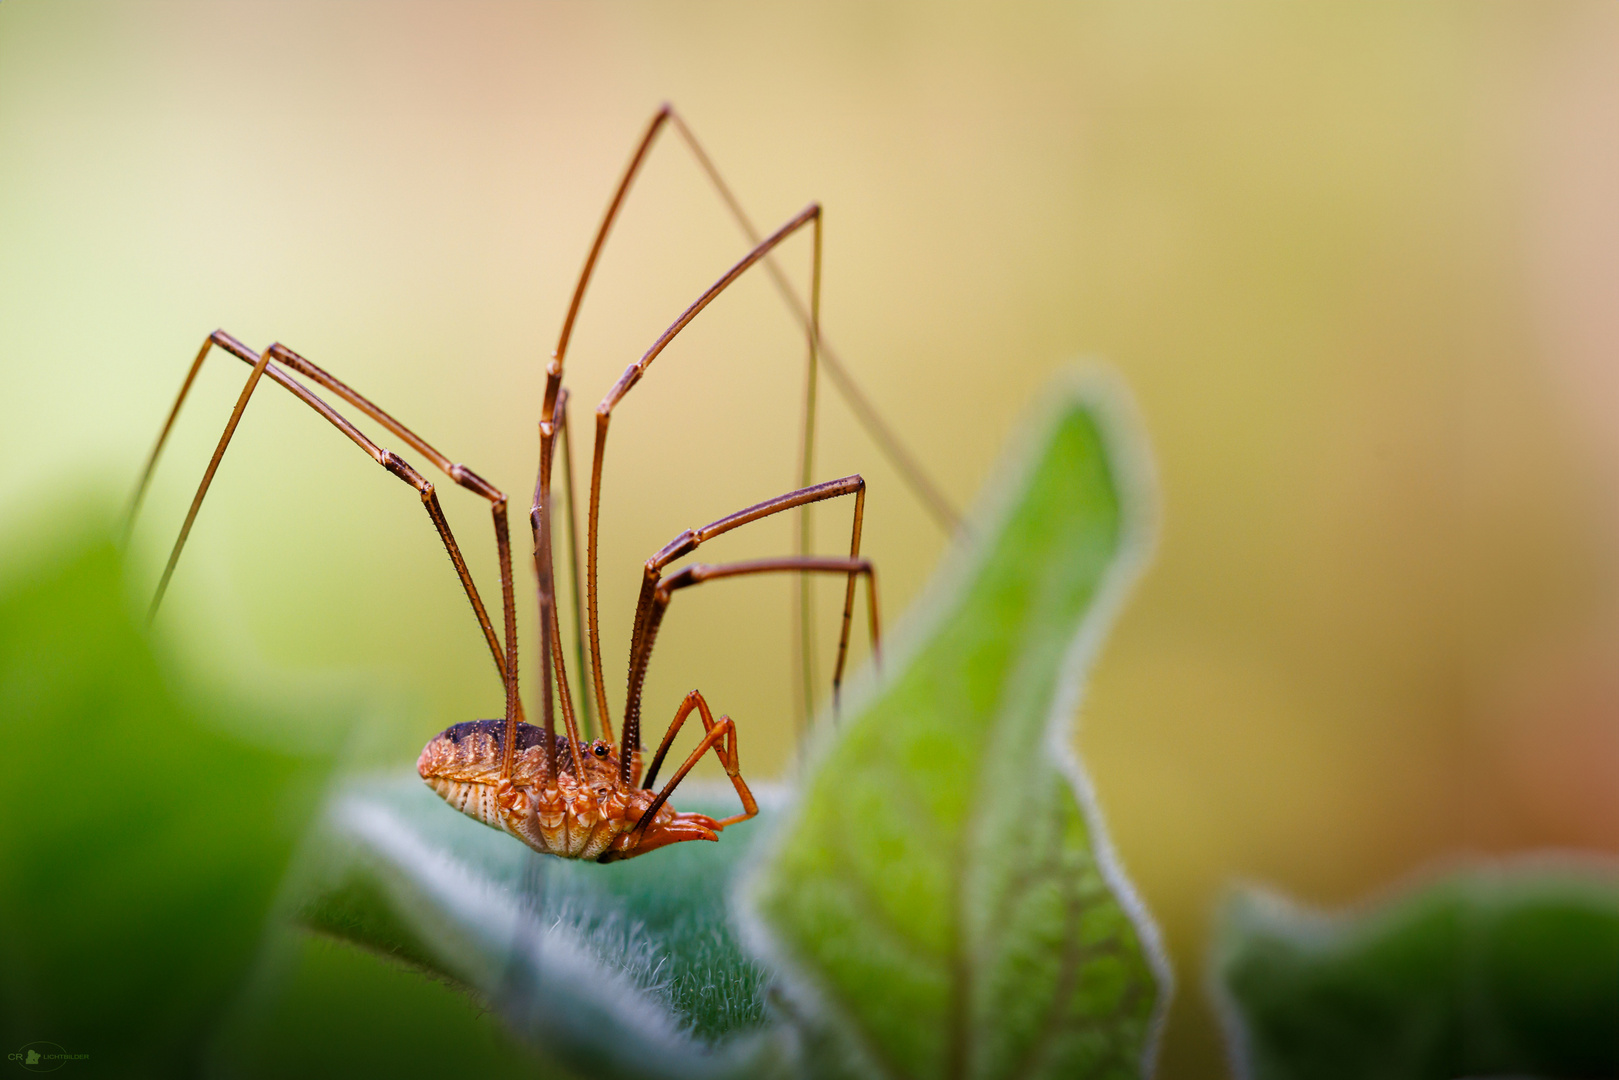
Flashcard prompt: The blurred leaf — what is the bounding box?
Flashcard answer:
[225,930,560,1080]
[1214,864,1619,1080]
[744,383,1170,1080]
[295,774,790,1080]
[0,522,338,1076]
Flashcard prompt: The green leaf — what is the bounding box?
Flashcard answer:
[743,380,1171,1080]
[296,773,791,1080]
[0,518,338,1076]
[1214,864,1619,1080]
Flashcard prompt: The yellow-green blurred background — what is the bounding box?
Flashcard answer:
[4,1,1619,1073]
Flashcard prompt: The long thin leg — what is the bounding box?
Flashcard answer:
[541,106,958,764]
[546,103,957,534]
[663,108,960,535]
[530,388,586,779]
[794,209,824,738]
[623,475,867,756]
[555,397,594,740]
[126,333,219,541]
[491,501,522,782]
[620,555,880,785]
[145,339,274,619]
[551,106,671,373]
[137,333,506,673]
[628,475,865,693]
[530,411,561,780]
[640,689,757,827]
[583,204,824,776]
[132,332,525,736]
[255,334,537,773]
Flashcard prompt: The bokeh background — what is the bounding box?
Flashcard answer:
[4,1,1619,1074]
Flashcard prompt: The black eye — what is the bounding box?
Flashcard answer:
[592,744,608,758]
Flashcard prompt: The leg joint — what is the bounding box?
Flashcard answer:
[450,463,503,503]
[383,450,429,491]
[650,530,698,574]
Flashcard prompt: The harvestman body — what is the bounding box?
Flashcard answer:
[129,106,956,862]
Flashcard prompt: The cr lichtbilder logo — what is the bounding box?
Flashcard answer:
[8,1043,88,1073]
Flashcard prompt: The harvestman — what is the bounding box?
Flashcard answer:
[128,106,957,863]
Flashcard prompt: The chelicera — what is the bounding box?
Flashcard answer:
[129,106,951,861]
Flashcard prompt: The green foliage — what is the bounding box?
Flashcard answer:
[746,385,1169,1080]
[295,775,783,1079]
[228,933,568,1080]
[1214,866,1619,1080]
[0,527,337,1076]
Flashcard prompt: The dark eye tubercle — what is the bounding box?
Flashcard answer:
[592,743,609,758]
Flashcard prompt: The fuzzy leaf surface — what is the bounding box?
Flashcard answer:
[298,774,786,1080]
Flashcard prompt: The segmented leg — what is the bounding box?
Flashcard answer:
[622,475,868,761]
[574,203,824,760]
[539,105,957,763]
[555,388,594,740]
[530,387,586,780]
[661,108,959,534]
[621,555,880,784]
[547,104,957,533]
[129,331,524,751]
